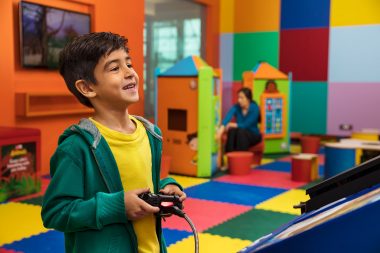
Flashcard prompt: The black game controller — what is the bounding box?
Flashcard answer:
[139,192,184,217]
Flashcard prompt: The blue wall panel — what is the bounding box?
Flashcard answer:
[281,0,330,29]
[219,33,234,82]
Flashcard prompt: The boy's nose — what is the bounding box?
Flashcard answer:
[124,66,135,78]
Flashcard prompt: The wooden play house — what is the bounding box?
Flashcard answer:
[243,62,291,154]
[155,56,222,177]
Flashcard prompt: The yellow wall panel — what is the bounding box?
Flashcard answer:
[220,0,235,33]
[331,0,380,26]
[234,0,280,33]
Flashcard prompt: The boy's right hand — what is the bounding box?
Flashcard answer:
[124,188,160,220]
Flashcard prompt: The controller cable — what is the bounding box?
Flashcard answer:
[170,206,199,253]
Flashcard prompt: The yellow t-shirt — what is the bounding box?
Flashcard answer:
[90,116,159,253]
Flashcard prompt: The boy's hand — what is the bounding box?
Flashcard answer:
[160,184,187,202]
[124,188,160,220]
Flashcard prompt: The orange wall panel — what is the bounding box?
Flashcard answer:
[0,0,144,174]
[234,0,280,33]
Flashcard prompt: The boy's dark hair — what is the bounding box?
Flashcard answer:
[238,87,253,101]
[58,32,129,107]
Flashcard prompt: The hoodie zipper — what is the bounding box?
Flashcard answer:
[90,148,112,193]
[91,147,139,253]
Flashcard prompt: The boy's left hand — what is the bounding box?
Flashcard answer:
[160,184,186,202]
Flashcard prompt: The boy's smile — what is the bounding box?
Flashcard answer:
[90,48,140,109]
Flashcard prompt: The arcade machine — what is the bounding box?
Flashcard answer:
[243,62,291,154]
[239,155,380,253]
[155,56,222,177]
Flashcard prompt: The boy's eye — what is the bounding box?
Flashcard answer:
[127,64,133,68]
[110,66,119,71]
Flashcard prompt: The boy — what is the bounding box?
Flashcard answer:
[41,32,186,253]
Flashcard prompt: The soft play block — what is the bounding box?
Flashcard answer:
[162,228,192,246]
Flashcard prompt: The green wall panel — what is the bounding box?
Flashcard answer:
[233,32,279,81]
[291,82,327,134]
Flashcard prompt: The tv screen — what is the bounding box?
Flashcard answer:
[20,1,91,69]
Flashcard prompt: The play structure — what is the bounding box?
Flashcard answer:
[243,62,291,154]
[155,56,222,177]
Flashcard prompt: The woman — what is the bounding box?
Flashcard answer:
[217,87,262,152]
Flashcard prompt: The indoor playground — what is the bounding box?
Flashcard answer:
[1,0,380,253]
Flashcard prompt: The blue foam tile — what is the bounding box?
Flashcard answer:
[3,231,64,253]
[184,181,285,206]
[163,228,192,246]
[256,161,292,172]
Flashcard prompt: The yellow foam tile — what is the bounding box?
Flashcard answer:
[168,233,252,253]
[255,189,310,215]
[290,144,301,154]
[261,158,274,165]
[168,175,209,189]
[0,202,49,246]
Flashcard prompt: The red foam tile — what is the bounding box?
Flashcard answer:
[215,169,306,189]
[279,155,325,165]
[0,248,23,253]
[278,155,292,162]
[162,198,251,232]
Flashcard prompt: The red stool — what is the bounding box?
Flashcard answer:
[222,133,265,166]
[160,155,171,179]
[227,151,253,175]
[291,154,319,182]
[301,136,321,154]
[249,140,265,166]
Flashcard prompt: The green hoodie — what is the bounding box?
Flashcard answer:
[41,117,182,253]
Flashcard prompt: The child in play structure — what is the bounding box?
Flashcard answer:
[216,87,262,153]
[41,32,186,253]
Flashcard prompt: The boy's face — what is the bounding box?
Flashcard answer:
[91,48,139,108]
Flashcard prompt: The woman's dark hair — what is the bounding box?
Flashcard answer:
[58,32,129,108]
[238,87,252,101]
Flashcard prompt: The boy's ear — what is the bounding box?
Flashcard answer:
[75,80,96,98]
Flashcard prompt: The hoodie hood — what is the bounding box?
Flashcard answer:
[58,116,162,149]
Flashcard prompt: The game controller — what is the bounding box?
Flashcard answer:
[139,192,184,217]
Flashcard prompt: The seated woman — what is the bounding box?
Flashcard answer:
[217,87,262,153]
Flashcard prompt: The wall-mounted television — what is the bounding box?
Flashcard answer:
[19,1,91,69]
